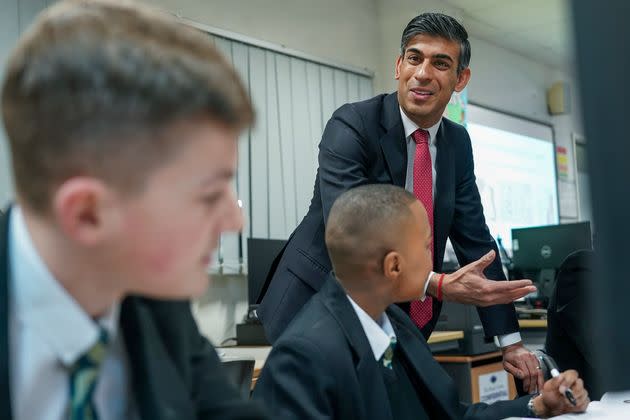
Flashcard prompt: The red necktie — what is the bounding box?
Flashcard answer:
[409,129,433,329]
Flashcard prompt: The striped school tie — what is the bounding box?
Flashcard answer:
[381,336,398,370]
[68,328,109,420]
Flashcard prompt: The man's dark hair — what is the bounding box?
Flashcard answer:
[400,12,471,74]
[326,184,417,272]
[1,0,254,214]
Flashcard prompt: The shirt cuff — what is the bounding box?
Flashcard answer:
[496,332,522,348]
[419,271,435,301]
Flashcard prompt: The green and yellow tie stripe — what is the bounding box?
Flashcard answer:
[68,329,109,420]
[381,336,397,370]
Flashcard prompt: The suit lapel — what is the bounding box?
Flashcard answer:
[0,209,13,420]
[433,122,456,270]
[121,297,194,420]
[379,93,407,188]
[389,311,461,420]
[320,277,393,420]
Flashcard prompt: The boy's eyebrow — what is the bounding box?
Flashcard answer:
[200,169,236,186]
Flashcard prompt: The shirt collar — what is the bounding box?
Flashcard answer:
[346,295,396,361]
[9,206,120,366]
[399,107,441,145]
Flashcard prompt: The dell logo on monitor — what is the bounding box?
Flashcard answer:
[540,245,552,259]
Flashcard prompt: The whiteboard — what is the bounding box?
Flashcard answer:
[467,104,559,254]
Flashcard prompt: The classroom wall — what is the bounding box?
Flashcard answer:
[147,0,380,79]
[0,0,57,208]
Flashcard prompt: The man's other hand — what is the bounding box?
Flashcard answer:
[502,342,544,394]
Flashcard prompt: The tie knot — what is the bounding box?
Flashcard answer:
[73,328,109,372]
[412,129,429,145]
[381,336,398,370]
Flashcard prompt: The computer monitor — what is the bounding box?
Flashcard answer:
[511,222,592,270]
[246,238,287,305]
[511,222,592,305]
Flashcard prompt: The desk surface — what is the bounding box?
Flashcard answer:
[428,330,464,343]
[518,319,548,328]
[433,351,502,364]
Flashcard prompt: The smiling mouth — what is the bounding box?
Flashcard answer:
[410,89,434,100]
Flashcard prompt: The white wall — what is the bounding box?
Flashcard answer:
[147,0,380,79]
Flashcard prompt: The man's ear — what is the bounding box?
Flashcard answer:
[52,177,120,246]
[395,55,403,80]
[454,67,471,92]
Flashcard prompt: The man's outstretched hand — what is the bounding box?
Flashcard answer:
[427,250,536,306]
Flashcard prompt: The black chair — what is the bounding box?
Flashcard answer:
[221,358,256,399]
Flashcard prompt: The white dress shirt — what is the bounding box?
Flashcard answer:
[8,207,137,420]
[346,296,396,361]
[399,108,521,348]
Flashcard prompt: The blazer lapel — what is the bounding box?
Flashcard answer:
[379,93,407,188]
[320,277,393,420]
[389,312,461,420]
[121,297,194,420]
[0,209,13,420]
[433,122,456,270]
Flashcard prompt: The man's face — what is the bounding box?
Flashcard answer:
[395,34,470,127]
[394,201,433,302]
[110,119,242,299]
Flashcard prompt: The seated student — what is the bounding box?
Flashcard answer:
[0,0,269,419]
[253,184,589,419]
[546,249,601,399]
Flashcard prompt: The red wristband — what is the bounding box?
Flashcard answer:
[437,273,445,301]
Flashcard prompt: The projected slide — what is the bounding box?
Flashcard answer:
[467,122,559,252]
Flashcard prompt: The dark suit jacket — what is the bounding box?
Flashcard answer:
[253,275,529,420]
[258,92,518,342]
[546,249,600,399]
[0,209,268,420]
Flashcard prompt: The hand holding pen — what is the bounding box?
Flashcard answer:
[531,369,590,417]
[538,352,578,406]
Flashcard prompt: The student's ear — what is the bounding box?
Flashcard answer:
[52,177,120,246]
[383,251,402,281]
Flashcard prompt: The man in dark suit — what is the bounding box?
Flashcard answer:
[546,250,601,399]
[253,185,589,419]
[258,12,542,391]
[0,1,267,418]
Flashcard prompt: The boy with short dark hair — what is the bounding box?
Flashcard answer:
[0,0,267,418]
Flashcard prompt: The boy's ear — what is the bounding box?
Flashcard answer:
[52,177,120,246]
[383,251,402,281]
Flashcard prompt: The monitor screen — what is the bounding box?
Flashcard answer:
[247,238,287,305]
[511,222,592,270]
